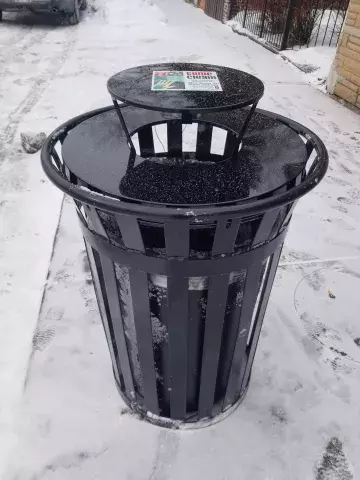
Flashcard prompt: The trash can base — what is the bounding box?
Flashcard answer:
[114,370,250,430]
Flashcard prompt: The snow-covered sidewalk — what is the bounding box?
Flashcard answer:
[1,0,360,478]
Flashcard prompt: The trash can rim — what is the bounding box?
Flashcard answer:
[60,106,309,205]
[41,106,328,219]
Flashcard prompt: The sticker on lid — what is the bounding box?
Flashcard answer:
[151,71,222,91]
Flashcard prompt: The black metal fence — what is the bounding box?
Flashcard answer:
[233,0,349,50]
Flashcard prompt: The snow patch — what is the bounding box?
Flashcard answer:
[281,46,335,91]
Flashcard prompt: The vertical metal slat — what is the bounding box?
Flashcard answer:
[186,288,205,413]
[129,269,159,414]
[305,139,315,158]
[84,206,107,237]
[165,219,190,419]
[281,176,302,229]
[74,200,86,225]
[212,218,241,255]
[240,247,283,392]
[84,241,121,386]
[167,276,189,420]
[84,206,135,399]
[164,220,189,257]
[167,120,182,158]
[51,148,62,171]
[252,210,279,246]
[223,262,264,407]
[116,214,145,252]
[138,125,155,157]
[223,131,237,158]
[196,123,213,159]
[198,274,230,419]
[99,254,135,399]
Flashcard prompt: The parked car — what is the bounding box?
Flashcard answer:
[0,0,87,24]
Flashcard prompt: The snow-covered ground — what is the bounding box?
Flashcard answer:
[1,0,360,478]
[229,8,343,88]
[229,21,336,89]
[281,46,335,90]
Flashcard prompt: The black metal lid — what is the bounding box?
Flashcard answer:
[107,63,264,113]
[61,107,308,206]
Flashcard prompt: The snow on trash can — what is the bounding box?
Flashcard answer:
[41,63,328,426]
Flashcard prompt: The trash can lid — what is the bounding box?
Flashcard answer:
[61,107,308,207]
[107,63,264,113]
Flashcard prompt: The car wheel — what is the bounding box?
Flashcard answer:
[80,0,87,11]
[0,10,3,21]
[68,0,80,24]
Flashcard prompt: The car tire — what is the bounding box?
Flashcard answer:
[68,0,80,24]
[0,10,3,21]
[80,0,87,11]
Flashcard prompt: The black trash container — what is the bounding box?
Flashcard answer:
[41,63,328,426]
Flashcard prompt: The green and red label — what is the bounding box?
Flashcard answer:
[152,71,222,91]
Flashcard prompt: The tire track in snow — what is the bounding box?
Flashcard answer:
[0,29,77,165]
[16,29,49,52]
[0,24,33,48]
[0,23,50,52]
[0,30,50,80]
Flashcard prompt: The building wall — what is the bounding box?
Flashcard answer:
[328,0,360,109]
[198,0,206,10]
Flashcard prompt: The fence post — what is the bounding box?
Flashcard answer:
[259,0,269,38]
[280,0,296,50]
[242,0,249,28]
[222,0,231,23]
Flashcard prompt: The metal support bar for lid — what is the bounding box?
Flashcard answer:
[112,100,136,156]
[231,101,258,158]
